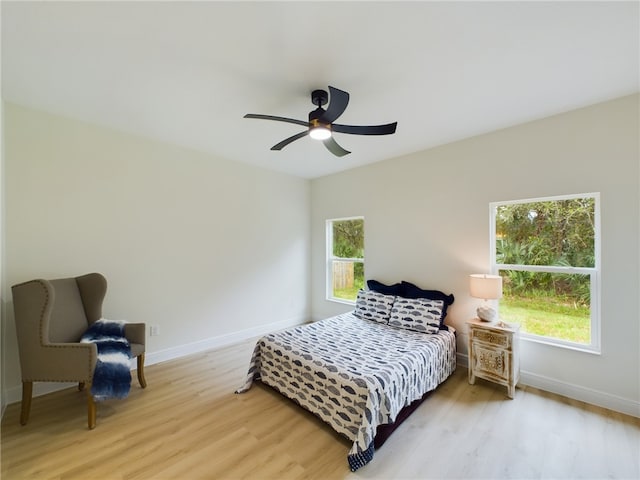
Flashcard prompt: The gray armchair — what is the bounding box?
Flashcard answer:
[11,272,146,429]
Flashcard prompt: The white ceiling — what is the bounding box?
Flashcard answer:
[2,1,638,179]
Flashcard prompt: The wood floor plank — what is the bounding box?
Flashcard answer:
[2,339,639,479]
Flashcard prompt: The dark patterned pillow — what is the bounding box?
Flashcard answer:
[389,297,444,334]
[354,289,396,324]
[401,281,455,327]
[367,279,404,296]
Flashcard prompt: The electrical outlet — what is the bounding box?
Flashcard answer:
[150,325,160,336]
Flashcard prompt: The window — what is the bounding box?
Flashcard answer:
[491,193,600,352]
[326,217,364,303]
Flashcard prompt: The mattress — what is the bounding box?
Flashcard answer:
[236,312,457,471]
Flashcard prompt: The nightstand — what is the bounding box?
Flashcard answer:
[467,318,520,399]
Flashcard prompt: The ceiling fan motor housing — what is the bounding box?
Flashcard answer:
[308,105,331,140]
[308,108,327,124]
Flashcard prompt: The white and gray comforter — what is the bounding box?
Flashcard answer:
[236,312,456,471]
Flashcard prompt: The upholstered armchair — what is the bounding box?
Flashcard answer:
[11,272,146,429]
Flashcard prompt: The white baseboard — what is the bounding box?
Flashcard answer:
[457,353,640,418]
[2,316,307,407]
[456,352,469,369]
[143,316,306,367]
[519,370,640,418]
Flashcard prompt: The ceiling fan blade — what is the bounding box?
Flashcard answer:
[320,86,350,124]
[271,131,309,151]
[332,122,397,136]
[244,114,309,128]
[323,137,351,157]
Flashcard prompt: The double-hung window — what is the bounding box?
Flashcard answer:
[491,193,600,353]
[326,217,364,303]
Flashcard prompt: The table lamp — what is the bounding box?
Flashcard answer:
[469,274,503,322]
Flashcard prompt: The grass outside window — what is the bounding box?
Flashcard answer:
[333,277,365,302]
[500,295,590,344]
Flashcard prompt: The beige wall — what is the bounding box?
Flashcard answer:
[311,94,640,415]
[2,103,311,405]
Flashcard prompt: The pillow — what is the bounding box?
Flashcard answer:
[354,289,396,324]
[388,297,444,334]
[367,279,404,297]
[401,281,455,327]
[400,281,455,305]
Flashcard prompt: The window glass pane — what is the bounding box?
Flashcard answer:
[499,269,591,344]
[327,217,364,303]
[332,219,364,259]
[496,198,595,267]
[331,260,364,301]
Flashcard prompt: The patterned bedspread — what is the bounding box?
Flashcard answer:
[236,312,457,471]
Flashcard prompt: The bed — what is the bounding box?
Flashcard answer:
[236,280,456,471]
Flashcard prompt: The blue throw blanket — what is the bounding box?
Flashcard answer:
[80,319,132,401]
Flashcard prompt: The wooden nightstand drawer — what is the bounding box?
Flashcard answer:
[471,328,511,349]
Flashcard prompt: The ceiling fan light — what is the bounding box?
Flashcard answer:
[309,126,332,140]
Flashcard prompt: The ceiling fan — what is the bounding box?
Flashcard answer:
[244,86,397,157]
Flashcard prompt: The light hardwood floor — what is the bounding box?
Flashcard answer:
[2,338,639,479]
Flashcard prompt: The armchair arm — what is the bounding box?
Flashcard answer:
[25,342,98,383]
[125,323,146,346]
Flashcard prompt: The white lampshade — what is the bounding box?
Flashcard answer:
[469,274,503,301]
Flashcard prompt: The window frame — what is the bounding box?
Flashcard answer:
[326,216,365,305]
[490,192,601,354]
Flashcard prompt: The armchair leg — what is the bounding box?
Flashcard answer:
[87,389,96,430]
[137,354,147,388]
[20,381,33,426]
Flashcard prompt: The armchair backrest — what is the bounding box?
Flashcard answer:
[47,274,107,342]
[12,273,107,376]
[48,278,90,343]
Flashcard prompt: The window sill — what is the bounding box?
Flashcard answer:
[326,297,356,307]
[521,333,601,355]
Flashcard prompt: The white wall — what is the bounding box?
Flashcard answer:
[311,94,640,416]
[3,95,638,417]
[2,103,311,404]
[1,102,5,413]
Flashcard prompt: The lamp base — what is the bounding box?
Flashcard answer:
[477,305,498,322]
